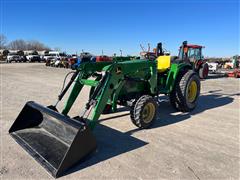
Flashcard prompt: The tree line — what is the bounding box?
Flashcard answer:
[0,34,50,51]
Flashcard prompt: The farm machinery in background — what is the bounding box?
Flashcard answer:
[223,55,239,69]
[206,55,240,78]
[45,52,114,69]
[140,41,209,79]
[0,49,9,61]
[225,55,240,78]
[176,41,209,79]
[9,42,201,178]
[45,52,71,67]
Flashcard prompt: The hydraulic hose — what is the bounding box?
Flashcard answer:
[58,71,79,101]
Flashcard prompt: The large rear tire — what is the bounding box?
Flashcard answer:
[170,70,200,112]
[169,70,187,110]
[199,63,209,79]
[130,95,157,128]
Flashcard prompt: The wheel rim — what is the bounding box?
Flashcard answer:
[142,103,155,123]
[187,80,198,103]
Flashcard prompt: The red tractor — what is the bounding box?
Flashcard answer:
[174,41,209,79]
[96,55,112,62]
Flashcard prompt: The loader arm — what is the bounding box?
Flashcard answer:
[62,60,157,129]
[61,61,112,115]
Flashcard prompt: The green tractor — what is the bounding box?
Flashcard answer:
[9,43,201,178]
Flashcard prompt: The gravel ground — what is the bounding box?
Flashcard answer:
[0,63,239,180]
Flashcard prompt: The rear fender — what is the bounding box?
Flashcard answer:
[166,63,192,93]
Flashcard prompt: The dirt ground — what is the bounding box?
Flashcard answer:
[0,63,239,180]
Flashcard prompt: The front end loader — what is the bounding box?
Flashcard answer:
[9,43,201,178]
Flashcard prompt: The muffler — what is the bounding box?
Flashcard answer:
[9,101,97,178]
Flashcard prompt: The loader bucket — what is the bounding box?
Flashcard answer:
[9,101,97,178]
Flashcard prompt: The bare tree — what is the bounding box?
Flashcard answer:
[1,34,53,52]
[8,39,27,50]
[0,34,7,49]
[8,39,50,51]
[27,40,50,51]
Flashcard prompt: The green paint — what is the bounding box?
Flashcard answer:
[60,59,192,129]
[80,79,99,87]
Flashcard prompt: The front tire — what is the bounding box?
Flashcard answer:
[130,95,157,128]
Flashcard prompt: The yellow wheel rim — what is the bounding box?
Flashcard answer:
[142,103,155,123]
[187,80,198,103]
